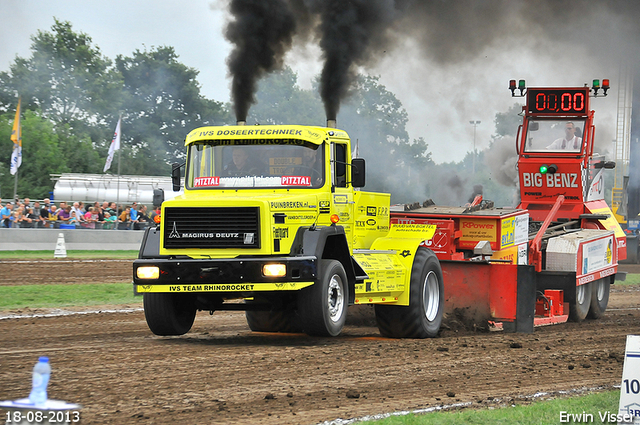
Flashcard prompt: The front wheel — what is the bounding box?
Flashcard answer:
[143,293,196,336]
[569,282,592,322]
[587,278,610,319]
[375,247,444,338]
[298,260,348,336]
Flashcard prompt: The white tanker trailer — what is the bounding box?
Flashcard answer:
[51,173,182,205]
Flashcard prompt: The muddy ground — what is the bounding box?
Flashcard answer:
[0,259,639,424]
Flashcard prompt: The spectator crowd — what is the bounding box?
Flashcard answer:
[0,197,160,230]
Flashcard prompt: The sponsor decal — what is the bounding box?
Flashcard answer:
[273,228,289,239]
[193,176,220,187]
[367,206,377,216]
[334,195,349,204]
[521,172,579,188]
[210,128,303,137]
[281,176,311,186]
[581,236,614,275]
[270,201,310,209]
[460,218,497,242]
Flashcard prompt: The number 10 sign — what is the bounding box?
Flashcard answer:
[619,335,640,424]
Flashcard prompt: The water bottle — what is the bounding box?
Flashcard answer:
[28,356,51,406]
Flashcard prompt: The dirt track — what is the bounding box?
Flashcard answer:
[0,260,639,424]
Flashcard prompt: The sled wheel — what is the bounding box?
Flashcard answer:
[298,260,348,336]
[143,293,196,336]
[569,282,592,322]
[375,247,444,338]
[587,278,610,319]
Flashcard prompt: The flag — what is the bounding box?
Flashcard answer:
[10,98,21,176]
[103,117,121,172]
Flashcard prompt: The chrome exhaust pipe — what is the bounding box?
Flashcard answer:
[326,119,337,128]
[236,120,246,126]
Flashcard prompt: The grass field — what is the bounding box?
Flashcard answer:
[0,283,139,310]
[369,390,621,424]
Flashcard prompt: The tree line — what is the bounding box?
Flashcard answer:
[0,19,519,206]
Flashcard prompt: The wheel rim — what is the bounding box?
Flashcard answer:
[576,284,586,304]
[423,270,440,322]
[596,280,605,302]
[327,274,345,323]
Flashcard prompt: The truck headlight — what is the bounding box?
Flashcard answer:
[137,266,160,280]
[263,264,286,277]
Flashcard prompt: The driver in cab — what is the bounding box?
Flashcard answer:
[224,147,262,176]
[546,122,582,150]
[287,148,322,185]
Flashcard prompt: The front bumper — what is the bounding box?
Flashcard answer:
[133,256,317,294]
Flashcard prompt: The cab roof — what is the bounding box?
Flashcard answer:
[185,124,350,146]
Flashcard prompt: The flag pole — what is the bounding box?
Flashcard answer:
[104,115,122,230]
[115,115,122,230]
[13,169,18,202]
[116,133,121,231]
[10,97,22,202]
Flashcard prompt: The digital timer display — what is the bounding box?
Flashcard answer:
[527,88,589,114]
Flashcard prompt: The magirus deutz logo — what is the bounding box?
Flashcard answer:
[168,222,254,244]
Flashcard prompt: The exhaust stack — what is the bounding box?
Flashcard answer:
[236,120,246,126]
[326,119,337,128]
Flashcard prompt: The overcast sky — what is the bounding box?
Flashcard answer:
[0,0,634,163]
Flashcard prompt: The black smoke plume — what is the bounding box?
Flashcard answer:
[305,0,397,120]
[224,0,640,131]
[225,0,296,122]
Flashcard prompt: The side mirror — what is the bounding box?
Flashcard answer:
[351,158,366,188]
[153,188,164,207]
[171,163,182,191]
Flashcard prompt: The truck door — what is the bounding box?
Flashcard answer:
[331,142,354,240]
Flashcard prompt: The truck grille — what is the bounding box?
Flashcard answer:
[163,207,260,249]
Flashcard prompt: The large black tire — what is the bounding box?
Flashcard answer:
[245,300,301,333]
[569,282,592,322]
[587,278,610,319]
[374,248,444,338]
[143,293,196,336]
[298,260,348,337]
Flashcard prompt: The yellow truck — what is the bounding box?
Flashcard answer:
[133,124,443,338]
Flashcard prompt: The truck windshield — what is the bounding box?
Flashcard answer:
[523,119,586,153]
[187,140,324,189]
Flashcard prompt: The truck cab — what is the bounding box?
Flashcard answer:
[134,124,444,339]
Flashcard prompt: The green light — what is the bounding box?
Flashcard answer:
[540,165,548,174]
[518,79,526,89]
[593,79,600,88]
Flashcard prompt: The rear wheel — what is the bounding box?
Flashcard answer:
[143,293,196,336]
[298,260,348,336]
[375,248,444,338]
[569,282,592,322]
[245,299,301,333]
[587,278,610,319]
